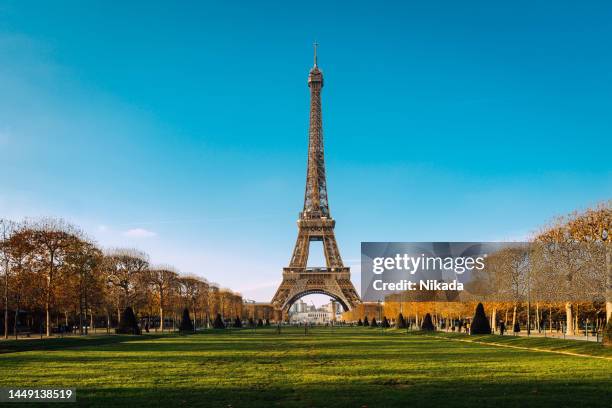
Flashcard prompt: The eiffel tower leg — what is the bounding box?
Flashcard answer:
[322,234,343,268]
[290,231,310,268]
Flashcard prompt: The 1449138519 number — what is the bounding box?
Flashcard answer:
[1,388,76,402]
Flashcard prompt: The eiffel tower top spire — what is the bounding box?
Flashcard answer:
[303,43,329,218]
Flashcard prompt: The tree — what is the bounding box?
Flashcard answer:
[421,313,435,331]
[14,218,81,336]
[535,202,610,333]
[357,318,363,326]
[116,306,141,335]
[104,249,149,323]
[179,308,194,332]
[147,266,179,331]
[371,318,378,327]
[363,316,369,326]
[471,303,491,334]
[64,239,104,335]
[0,219,16,339]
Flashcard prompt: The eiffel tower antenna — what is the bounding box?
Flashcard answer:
[313,41,318,67]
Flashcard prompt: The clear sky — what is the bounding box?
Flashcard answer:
[1,1,611,303]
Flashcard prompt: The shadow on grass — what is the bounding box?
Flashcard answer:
[42,377,612,408]
[0,333,171,354]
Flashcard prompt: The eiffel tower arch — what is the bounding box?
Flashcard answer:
[271,45,360,316]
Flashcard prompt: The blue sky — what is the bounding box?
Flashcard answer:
[1,1,611,302]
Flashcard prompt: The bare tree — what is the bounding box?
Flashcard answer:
[0,219,16,339]
[147,265,179,331]
[104,248,149,323]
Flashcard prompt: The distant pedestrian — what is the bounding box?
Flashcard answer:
[499,321,505,336]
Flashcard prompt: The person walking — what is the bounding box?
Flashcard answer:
[499,321,505,336]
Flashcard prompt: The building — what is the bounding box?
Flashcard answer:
[288,299,342,324]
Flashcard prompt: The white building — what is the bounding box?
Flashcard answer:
[288,300,341,324]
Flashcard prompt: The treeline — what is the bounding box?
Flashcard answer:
[0,217,243,338]
[346,201,612,335]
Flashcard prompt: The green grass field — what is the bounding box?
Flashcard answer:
[0,328,611,407]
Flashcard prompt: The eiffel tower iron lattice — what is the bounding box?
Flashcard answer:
[271,46,361,315]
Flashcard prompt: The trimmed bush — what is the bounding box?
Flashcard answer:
[396,313,406,329]
[363,316,369,326]
[357,318,363,326]
[265,319,270,326]
[470,303,491,335]
[179,308,194,332]
[233,316,242,328]
[248,317,255,327]
[382,316,390,328]
[257,319,263,327]
[421,313,435,331]
[213,313,225,329]
[371,318,378,327]
[116,307,141,335]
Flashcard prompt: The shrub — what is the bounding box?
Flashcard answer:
[363,316,369,326]
[179,308,194,332]
[116,307,141,335]
[371,318,378,327]
[470,303,491,335]
[382,316,390,328]
[421,313,435,331]
[265,319,270,326]
[233,316,242,328]
[213,313,225,329]
[248,317,255,327]
[357,318,363,326]
[257,319,263,327]
[396,313,406,329]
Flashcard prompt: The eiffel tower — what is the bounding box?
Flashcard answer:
[271,45,360,315]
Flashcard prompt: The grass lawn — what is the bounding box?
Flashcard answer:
[0,327,611,407]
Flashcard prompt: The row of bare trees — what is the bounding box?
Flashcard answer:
[0,217,243,338]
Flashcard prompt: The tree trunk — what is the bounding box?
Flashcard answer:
[606,244,611,323]
[14,302,19,340]
[549,307,553,333]
[159,306,164,332]
[565,302,574,335]
[491,308,497,332]
[3,258,8,339]
[46,301,51,337]
[535,303,540,332]
[512,305,517,330]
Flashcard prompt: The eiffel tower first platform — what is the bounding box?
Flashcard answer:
[271,45,360,315]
